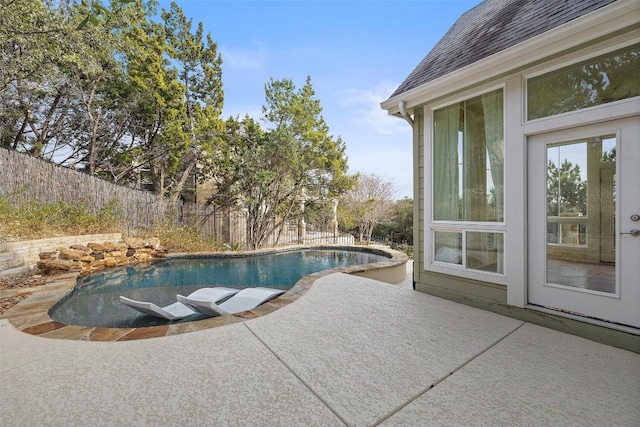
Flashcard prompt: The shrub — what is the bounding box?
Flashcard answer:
[145,220,223,253]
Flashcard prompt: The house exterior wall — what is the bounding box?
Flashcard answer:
[410,30,639,350]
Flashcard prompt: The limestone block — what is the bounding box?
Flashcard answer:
[153,248,169,257]
[115,256,129,266]
[103,258,118,268]
[26,247,43,257]
[124,237,145,249]
[39,251,59,260]
[87,242,107,253]
[144,237,161,249]
[90,259,105,269]
[135,248,154,254]
[102,242,117,251]
[58,247,86,260]
[80,255,96,262]
[134,252,154,262]
[70,244,91,253]
[108,250,124,258]
[103,242,128,251]
[1,241,31,251]
[0,252,15,262]
[37,259,77,272]
[7,258,25,269]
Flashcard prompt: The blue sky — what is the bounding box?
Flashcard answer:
[158,0,482,198]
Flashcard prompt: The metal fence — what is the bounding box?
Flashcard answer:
[180,203,354,249]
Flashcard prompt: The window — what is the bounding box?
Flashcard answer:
[434,230,504,274]
[433,88,504,222]
[546,141,588,246]
[434,231,462,265]
[527,43,640,120]
[431,88,505,276]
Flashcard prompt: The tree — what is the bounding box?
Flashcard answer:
[160,2,224,202]
[339,173,395,243]
[262,77,353,201]
[1,0,158,173]
[373,197,413,244]
[528,45,639,119]
[2,0,226,201]
[211,77,353,250]
[0,0,78,154]
[0,0,125,165]
[68,8,133,175]
[547,159,587,216]
[76,0,136,30]
[112,7,186,191]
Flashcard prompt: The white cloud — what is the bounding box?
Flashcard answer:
[339,82,411,136]
[219,42,268,70]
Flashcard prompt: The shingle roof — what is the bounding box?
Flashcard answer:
[388,0,618,99]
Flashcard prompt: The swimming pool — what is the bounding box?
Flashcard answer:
[49,248,390,328]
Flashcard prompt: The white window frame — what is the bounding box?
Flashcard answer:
[523,37,640,130]
[424,83,508,285]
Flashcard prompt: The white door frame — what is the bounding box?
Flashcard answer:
[527,117,640,329]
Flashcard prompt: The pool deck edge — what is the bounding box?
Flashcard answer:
[0,245,408,341]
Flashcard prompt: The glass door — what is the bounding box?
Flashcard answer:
[528,118,640,329]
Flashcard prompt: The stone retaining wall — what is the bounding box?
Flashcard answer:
[0,234,165,277]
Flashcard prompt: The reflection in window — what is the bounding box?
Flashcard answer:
[433,89,504,222]
[602,137,616,163]
[547,222,587,246]
[546,141,588,246]
[528,43,640,120]
[547,143,587,218]
[545,135,616,293]
[434,230,504,274]
[467,232,504,274]
[434,231,462,265]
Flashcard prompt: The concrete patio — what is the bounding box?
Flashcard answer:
[1,262,639,426]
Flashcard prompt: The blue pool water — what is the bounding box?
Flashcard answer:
[49,249,389,328]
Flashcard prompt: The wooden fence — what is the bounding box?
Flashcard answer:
[0,148,355,248]
[0,148,178,235]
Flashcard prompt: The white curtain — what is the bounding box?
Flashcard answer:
[433,104,460,221]
[482,90,504,222]
[433,89,503,223]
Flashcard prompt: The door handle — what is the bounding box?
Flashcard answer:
[620,229,640,236]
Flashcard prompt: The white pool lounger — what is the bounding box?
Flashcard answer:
[120,287,240,320]
[177,287,285,316]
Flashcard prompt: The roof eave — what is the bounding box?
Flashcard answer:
[381,0,639,116]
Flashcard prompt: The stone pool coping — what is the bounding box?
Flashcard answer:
[0,245,408,341]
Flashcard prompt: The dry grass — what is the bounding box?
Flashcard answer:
[0,197,225,253]
[0,197,123,243]
[142,221,224,253]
